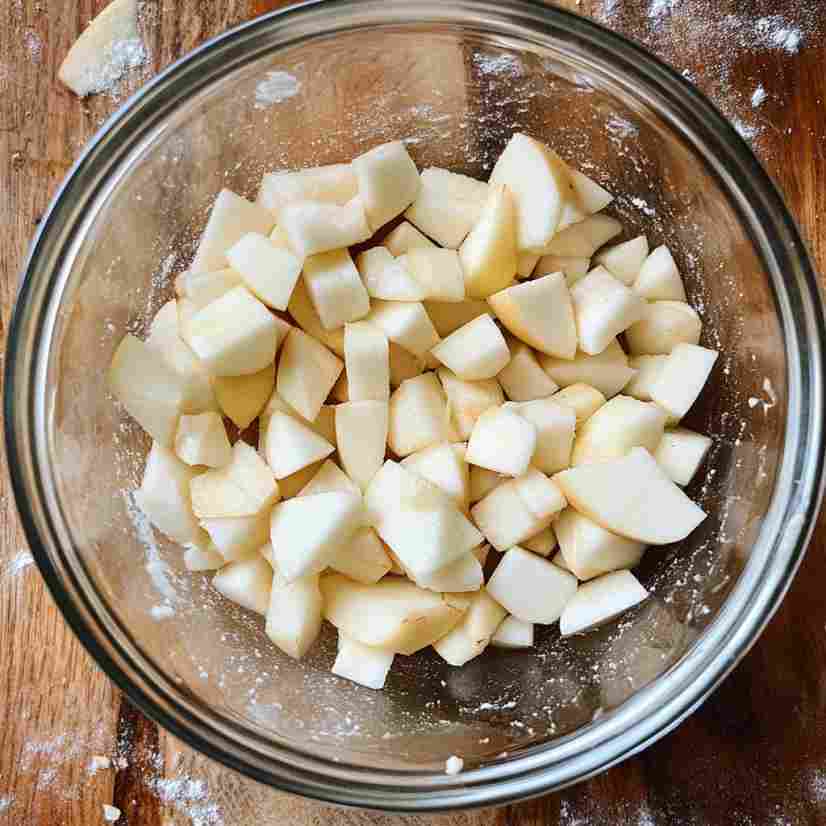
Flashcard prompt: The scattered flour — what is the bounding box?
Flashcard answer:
[445,755,464,775]
[254,71,301,108]
[0,795,14,813]
[751,84,768,108]
[89,755,112,772]
[1,549,34,578]
[149,604,175,620]
[102,803,121,822]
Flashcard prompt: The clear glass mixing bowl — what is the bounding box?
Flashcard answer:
[5,0,825,811]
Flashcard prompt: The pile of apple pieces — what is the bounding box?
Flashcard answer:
[109,132,717,691]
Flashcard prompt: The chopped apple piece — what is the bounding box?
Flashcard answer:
[655,428,713,486]
[487,546,578,624]
[515,252,539,279]
[416,551,484,593]
[341,321,390,403]
[404,167,488,248]
[201,513,269,561]
[437,368,504,441]
[489,272,578,360]
[540,213,622,257]
[433,589,506,665]
[407,248,466,302]
[277,328,343,422]
[507,398,576,475]
[431,315,510,381]
[570,267,646,355]
[296,459,357,498]
[466,406,536,476]
[388,342,424,387]
[522,525,557,557]
[388,373,451,456]
[469,466,504,504]
[277,198,371,258]
[594,236,649,285]
[366,300,440,358]
[634,245,687,301]
[213,364,274,430]
[332,633,395,689]
[175,412,232,468]
[554,509,645,580]
[560,570,648,636]
[258,164,357,211]
[186,286,279,377]
[497,339,559,402]
[551,383,606,426]
[270,491,363,581]
[191,189,274,273]
[109,334,184,446]
[489,133,570,252]
[568,167,613,214]
[302,249,371,331]
[625,301,702,356]
[265,557,323,659]
[175,268,242,302]
[554,447,707,544]
[184,543,225,572]
[384,220,437,256]
[624,355,668,402]
[459,184,518,298]
[513,468,567,522]
[424,299,489,338]
[336,400,388,490]
[572,395,667,466]
[356,247,425,302]
[287,279,345,356]
[540,339,637,400]
[135,443,207,546]
[401,443,469,508]
[265,411,334,479]
[352,141,420,231]
[329,526,392,584]
[491,615,534,648]
[535,255,590,286]
[213,555,273,615]
[225,231,302,311]
[650,343,718,420]
[552,550,571,572]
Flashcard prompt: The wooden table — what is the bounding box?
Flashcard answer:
[1,1,824,823]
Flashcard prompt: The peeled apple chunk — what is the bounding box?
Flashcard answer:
[459,184,518,298]
[321,574,467,655]
[469,465,505,504]
[388,372,451,457]
[278,198,371,258]
[486,546,578,624]
[184,543,225,572]
[277,328,343,422]
[213,555,273,615]
[425,299,489,338]
[522,525,557,557]
[570,267,646,355]
[191,189,274,274]
[265,411,334,479]
[560,570,648,636]
[491,615,534,648]
[270,491,363,581]
[650,343,718,421]
[213,365,274,430]
[109,334,184,447]
[506,398,576,475]
[655,428,713,486]
[302,249,371,331]
[416,551,484,593]
[404,167,488,248]
[554,447,707,544]
[287,279,345,356]
[634,245,687,302]
[401,442,469,508]
[540,213,622,258]
[352,141,420,231]
[175,412,232,468]
[200,513,269,561]
[431,315,510,381]
[516,252,539,279]
[433,589,506,665]
[625,301,702,357]
[571,395,667,466]
[332,633,395,689]
[540,339,636,400]
[344,322,389,402]
[567,167,614,214]
[383,221,436,256]
[624,355,668,402]
[488,133,570,252]
[298,459,360,498]
[336,400,388,490]
[489,272,577,360]
[258,164,357,211]
[329,526,392,584]
[466,407,536,477]
[554,509,645,580]
[225,232,302,311]
[497,339,559,402]
[186,286,280,377]
[135,443,207,546]
[356,247,425,302]
[366,300,440,358]
[388,342,424,387]
[191,440,279,519]
[406,248,466,302]
[535,255,590,286]
[265,559,323,659]
[551,383,606,426]
[593,235,649,285]
[437,368,504,441]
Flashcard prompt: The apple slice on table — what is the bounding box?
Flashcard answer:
[265,557,323,659]
[332,633,395,689]
[264,411,334,479]
[366,300,440,358]
[226,232,302,310]
[433,589,507,666]
[416,551,484,594]
[258,163,357,211]
[634,245,687,302]
[560,570,648,636]
[593,235,648,285]
[554,446,707,544]
[329,526,392,584]
[388,373,452,457]
[336,400,388,490]
[497,339,559,402]
[407,248,466,302]
[624,355,668,402]
[383,220,436,256]
[212,555,273,615]
[625,301,702,356]
[278,198,371,258]
[534,255,590,286]
[213,364,274,430]
[539,213,622,258]
[287,279,345,356]
[302,249,371,331]
[431,315,510,381]
[505,397,576,475]
[401,442,470,508]
[551,383,606,426]
[491,615,534,649]
[650,343,718,421]
[522,525,557,557]
[466,406,536,477]
[175,268,241,303]
[200,513,270,561]
[175,412,232,468]
[655,428,713,486]
[356,247,425,302]
[540,339,636,400]
[277,328,343,422]
[424,298,489,337]
[352,141,420,231]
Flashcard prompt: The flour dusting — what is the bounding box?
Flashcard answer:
[2,549,34,578]
[254,71,301,108]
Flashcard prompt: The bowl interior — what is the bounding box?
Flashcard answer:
[43,22,784,772]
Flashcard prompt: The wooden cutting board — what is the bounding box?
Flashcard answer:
[1,1,824,824]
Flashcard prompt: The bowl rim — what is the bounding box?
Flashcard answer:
[5,0,825,811]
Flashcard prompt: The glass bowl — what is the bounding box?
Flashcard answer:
[5,0,825,811]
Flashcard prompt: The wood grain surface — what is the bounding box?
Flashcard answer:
[1,1,824,824]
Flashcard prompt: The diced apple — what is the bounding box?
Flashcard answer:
[200,513,270,561]
[522,525,557,557]
[302,249,371,331]
[365,300,440,358]
[624,355,668,402]
[560,570,648,636]
[213,364,274,430]
[260,392,337,450]
[491,615,534,648]
[534,255,590,286]
[570,266,646,355]
[388,342,424,387]
[287,279,345,356]
[134,443,208,546]
[634,245,686,301]
[594,236,649,285]
[496,339,559,402]
[431,314,510,381]
[401,443,469,508]
[488,133,570,252]
[277,328,343,422]
[109,334,184,446]
[175,412,232,468]
[554,446,707,544]
[296,459,357,498]
[416,551,484,593]
[459,184,518,298]
[650,343,718,420]
[437,368,504,441]
[175,268,241,303]
[265,411,334,479]
[265,559,323,659]
[191,189,274,273]
[466,407,536,476]
[183,543,225,572]
[340,321,390,404]
[554,509,645,580]
[356,246,425,302]
[388,373,450,456]
[572,395,667,466]
[352,141,420,231]
[407,248,466,302]
[258,164,357,211]
[471,478,547,551]
[655,428,713,486]
[487,546,578,624]
[551,383,606,426]
[277,198,371,258]
[513,468,567,522]
[540,339,637,400]
[225,231,302,312]
[212,555,273,615]
[625,301,702,356]
[504,398,575,475]
[335,400,388,490]
[568,167,613,214]
[384,221,437,256]
[515,252,539,279]
[469,466,504,504]
[270,491,363,581]
[424,299,489,338]
[433,589,506,665]
[552,550,571,572]
[328,526,392,584]
[540,213,622,257]
[332,633,395,689]
[404,167,488,248]
[329,370,349,403]
[185,286,280,376]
